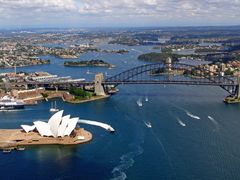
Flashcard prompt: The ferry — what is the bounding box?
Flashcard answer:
[0,96,24,111]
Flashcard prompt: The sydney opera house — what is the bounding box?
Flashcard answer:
[21,110,79,137]
[0,110,92,150]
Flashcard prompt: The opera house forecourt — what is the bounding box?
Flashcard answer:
[0,110,92,151]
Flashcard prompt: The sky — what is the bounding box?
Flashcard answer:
[0,0,239,29]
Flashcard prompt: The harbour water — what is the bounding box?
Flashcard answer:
[1,43,240,180]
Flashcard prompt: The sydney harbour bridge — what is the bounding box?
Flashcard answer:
[9,60,240,101]
[7,58,240,102]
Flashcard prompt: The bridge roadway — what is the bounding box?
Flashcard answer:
[102,80,236,86]
[14,79,236,87]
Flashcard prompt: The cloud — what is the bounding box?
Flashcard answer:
[0,0,76,11]
[0,0,239,27]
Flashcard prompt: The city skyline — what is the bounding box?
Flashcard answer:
[0,0,240,29]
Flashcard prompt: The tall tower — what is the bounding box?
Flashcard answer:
[94,73,106,96]
[237,76,240,99]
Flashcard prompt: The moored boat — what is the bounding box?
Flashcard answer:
[0,96,24,111]
[50,101,59,112]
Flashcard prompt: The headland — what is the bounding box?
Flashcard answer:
[0,128,92,150]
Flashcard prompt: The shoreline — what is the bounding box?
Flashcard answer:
[65,94,110,104]
[0,62,50,69]
[22,90,110,105]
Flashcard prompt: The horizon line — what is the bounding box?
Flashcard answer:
[1,24,240,31]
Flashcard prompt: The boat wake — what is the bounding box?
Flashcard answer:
[131,48,143,53]
[150,130,177,179]
[111,146,144,180]
[78,119,115,132]
[186,111,200,120]
[176,117,186,127]
[208,115,219,131]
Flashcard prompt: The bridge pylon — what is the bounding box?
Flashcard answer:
[94,73,106,96]
[236,76,240,99]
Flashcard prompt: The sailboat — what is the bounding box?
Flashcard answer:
[50,101,59,112]
[145,97,149,102]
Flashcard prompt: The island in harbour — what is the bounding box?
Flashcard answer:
[64,59,115,68]
[101,49,129,54]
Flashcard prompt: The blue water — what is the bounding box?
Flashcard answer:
[1,44,240,180]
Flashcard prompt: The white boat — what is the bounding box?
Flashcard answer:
[145,97,149,102]
[50,101,59,112]
[107,126,115,133]
[16,147,25,151]
[0,95,24,111]
[86,70,91,74]
[144,121,152,128]
[137,99,143,107]
[3,148,12,153]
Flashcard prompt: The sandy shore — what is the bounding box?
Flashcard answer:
[0,128,92,149]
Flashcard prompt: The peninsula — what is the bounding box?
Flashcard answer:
[0,128,92,150]
[0,110,92,151]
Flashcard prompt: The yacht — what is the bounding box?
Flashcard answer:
[0,96,24,110]
[50,101,59,112]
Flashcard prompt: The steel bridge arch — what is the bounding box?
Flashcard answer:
[104,62,237,95]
